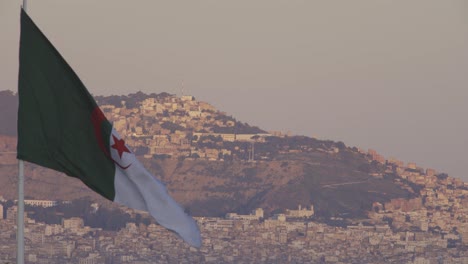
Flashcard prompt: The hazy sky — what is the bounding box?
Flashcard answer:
[1,1,467,181]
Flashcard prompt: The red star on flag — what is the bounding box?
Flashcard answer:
[111,135,131,158]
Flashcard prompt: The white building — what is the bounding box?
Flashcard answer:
[45,224,64,236]
[62,217,84,230]
[225,208,264,221]
[285,204,314,218]
[181,95,195,101]
[24,199,58,208]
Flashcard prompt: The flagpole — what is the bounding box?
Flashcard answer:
[18,1,27,263]
[17,160,24,264]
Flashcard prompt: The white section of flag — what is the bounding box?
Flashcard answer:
[109,129,202,247]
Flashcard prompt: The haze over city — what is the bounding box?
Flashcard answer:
[1,0,467,180]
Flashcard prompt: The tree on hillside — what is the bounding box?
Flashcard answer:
[161,121,185,133]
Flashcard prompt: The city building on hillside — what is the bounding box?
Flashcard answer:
[226,208,264,220]
[6,206,28,222]
[387,157,404,167]
[407,162,417,170]
[45,224,64,236]
[188,110,201,117]
[24,199,58,208]
[368,149,385,163]
[62,217,84,230]
[193,132,272,143]
[285,205,314,218]
[269,131,284,137]
[181,95,195,101]
[100,104,115,111]
[271,214,286,222]
[6,206,16,221]
[252,208,264,218]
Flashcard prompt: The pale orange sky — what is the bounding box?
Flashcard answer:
[1,1,467,180]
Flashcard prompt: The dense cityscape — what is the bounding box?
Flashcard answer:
[0,93,467,263]
[1,0,466,262]
[0,178,467,264]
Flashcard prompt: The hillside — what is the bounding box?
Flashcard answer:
[0,90,18,136]
[0,91,463,220]
[0,144,414,218]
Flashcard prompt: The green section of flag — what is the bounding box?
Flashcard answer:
[17,9,115,200]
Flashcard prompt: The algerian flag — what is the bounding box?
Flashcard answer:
[17,9,201,247]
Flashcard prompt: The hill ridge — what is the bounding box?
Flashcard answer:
[0,90,465,222]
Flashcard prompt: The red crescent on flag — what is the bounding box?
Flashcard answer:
[91,107,132,169]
